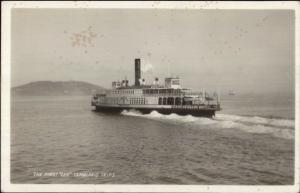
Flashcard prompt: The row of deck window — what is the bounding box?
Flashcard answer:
[158,97,192,105]
[100,97,202,105]
[109,89,182,95]
[101,97,146,105]
[110,90,135,94]
[143,89,181,94]
[130,98,145,105]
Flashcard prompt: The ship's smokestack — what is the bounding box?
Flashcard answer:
[135,58,141,86]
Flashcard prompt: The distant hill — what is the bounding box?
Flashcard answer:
[12,81,106,96]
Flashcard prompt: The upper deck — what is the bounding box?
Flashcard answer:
[107,87,180,95]
[93,58,219,104]
[106,87,206,96]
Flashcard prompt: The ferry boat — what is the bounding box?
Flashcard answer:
[91,58,221,117]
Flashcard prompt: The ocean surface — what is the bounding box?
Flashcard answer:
[11,93,295,184]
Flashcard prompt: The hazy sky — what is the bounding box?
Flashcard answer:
[11,9,295,94]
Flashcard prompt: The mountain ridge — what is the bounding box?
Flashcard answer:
[12,81,106,96]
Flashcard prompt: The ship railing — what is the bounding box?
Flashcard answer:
[172,104,220,110]
[142,91,218,97]
[141,93,210,97]
[182,91,204,95]
[143,93,183,96]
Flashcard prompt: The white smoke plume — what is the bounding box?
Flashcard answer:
[141,61,154,73]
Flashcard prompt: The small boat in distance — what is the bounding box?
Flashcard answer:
[228,90,236,96]
[91,58,221,117]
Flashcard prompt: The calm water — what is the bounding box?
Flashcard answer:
[11,93,295,184]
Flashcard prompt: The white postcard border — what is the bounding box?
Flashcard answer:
[1,1,299,192]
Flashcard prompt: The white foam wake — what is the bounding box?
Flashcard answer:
[121,110,295,140]
[215,114,294,128]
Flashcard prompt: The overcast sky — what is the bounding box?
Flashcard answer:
[11,9,295,94]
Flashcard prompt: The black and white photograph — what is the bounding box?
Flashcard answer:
[1,1,299,193]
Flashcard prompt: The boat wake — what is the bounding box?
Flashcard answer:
[121,110,295,140]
